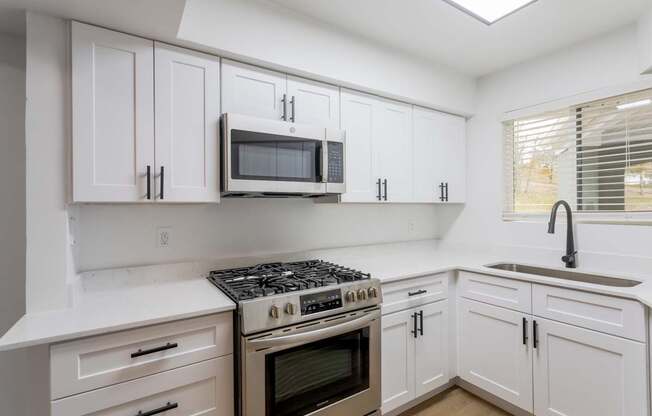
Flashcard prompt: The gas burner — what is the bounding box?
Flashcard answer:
[208,260,371,301]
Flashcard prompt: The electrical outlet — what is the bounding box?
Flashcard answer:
[408,220,415,234]
[157,227,172,248]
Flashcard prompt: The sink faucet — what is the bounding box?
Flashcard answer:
[547,200,577,268]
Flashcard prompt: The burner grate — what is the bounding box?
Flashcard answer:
[207,260,371,301]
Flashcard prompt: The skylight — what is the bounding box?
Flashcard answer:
[443,0,538,25]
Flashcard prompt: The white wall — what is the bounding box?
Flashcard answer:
[177,0,475,116]
[0,29,28,416]
[77,200,438,271]
[438,24,652,260]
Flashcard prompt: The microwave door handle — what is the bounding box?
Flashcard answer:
[247,312,377,349]
[321,140,328,183]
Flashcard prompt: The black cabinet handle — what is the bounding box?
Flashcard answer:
[383,179,388,201]
[136,402,178,416]
[439,182,444,201]
[411,313,418,338]
[533,320,538,349]
[445,182,449,201]
[418,310,424,336]
[131,342,178,358]
[376,178,382,201]
[290,95,296,122]
[281,94,287,121]
[522,317,528,345]
[146,165,151,200]
[408,289,427,297]
[159,166,165,200]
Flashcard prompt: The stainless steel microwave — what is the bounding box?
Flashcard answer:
[221,113,346,197]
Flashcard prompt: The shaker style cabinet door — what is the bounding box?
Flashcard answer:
[458,298,533,413]
[221,59,287,121]
[286,76,340,128]
[381,308,416,414]
[533,317,647,416]
[412,107,466,203]
[376,98,413,203]
[154,43,220,203]
[414,300,449,397]
[340,89,381,203]
[71,22,154,202]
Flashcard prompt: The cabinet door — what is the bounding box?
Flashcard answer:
[458,298,533,412]
[340,90,380,203]
[287,76,339,128]
[377,98,413,202]
[154,43,220,203]
[533,317,647,416]
[71,22,154,202]
[381,309,416,414]
[413,107,466,203]
[221,59,286,120]
[414,300,449,397]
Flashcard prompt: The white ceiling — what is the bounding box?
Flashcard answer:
[269,0,650,77]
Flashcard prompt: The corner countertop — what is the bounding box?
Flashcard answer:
[2,239,652,352]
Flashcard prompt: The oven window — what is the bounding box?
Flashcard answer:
[231,129,321,182]
[266,328,370,416]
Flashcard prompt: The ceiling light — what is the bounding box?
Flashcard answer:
[617,99,652,110]
[443,0,538,25]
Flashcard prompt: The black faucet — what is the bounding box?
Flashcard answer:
[547,200,577,268]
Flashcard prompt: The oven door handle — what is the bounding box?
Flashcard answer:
[248,312,378,349]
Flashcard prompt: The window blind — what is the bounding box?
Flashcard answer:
[504,88,652,222]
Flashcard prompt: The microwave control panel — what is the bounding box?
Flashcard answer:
[327,142,344,183]
[300,289,343,315]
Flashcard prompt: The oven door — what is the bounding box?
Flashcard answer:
[223,113,328,195]
[242,309,381,416]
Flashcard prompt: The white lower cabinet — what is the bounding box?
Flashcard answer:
[533,317,647,416]
[458,298,533,413]
[381,300,449,414]
[51,355,233,416]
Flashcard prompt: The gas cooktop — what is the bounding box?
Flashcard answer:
[207,259,371,302]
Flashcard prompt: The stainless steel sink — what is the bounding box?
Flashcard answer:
[485,263,642,288]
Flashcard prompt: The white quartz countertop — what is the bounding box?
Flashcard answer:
[2,239,652,351]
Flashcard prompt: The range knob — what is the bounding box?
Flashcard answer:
[285,303,297,315]
[345,290,357,303]
[270,305,280,319]
[357,289,368,301]
[368,287,379,298]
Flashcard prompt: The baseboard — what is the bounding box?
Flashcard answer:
[454,377,533,416]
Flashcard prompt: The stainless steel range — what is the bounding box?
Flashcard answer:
[208,260,382,416]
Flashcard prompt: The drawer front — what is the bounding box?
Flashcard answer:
[382,273,448,315]
[532,284,645,341]
[458,272,532,313]
[51,355,234,416]
[51,313,233,399]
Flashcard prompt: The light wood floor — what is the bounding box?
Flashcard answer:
[399,387,512,416]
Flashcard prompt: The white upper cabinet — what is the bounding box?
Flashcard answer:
[72,22,154,202]
[286,76,340,128]
[533,317,647,416]
[340,90,379,203]
[154,43,220,203]
[376,98,413,203]
[413,107,466,203]
[221,59,287,121]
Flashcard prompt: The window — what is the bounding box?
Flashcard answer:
[504,88,652,222]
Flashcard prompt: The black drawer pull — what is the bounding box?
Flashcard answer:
[533,320,539,349]
[376,178,382,201]
[146,165,151,200]
[418,310,424,336]
[408,289,427,297]
[136,402,178,416]
[522,317,528,345]
[131,342,178,358]
[411,313,418,338]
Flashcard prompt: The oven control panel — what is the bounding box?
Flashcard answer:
[300,289,343,315]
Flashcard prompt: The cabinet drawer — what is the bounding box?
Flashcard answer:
[51,313,233,399]
[382,273,448,315]
[51,355,234,416]
[532,284,645,341]
[458,272,532,313]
